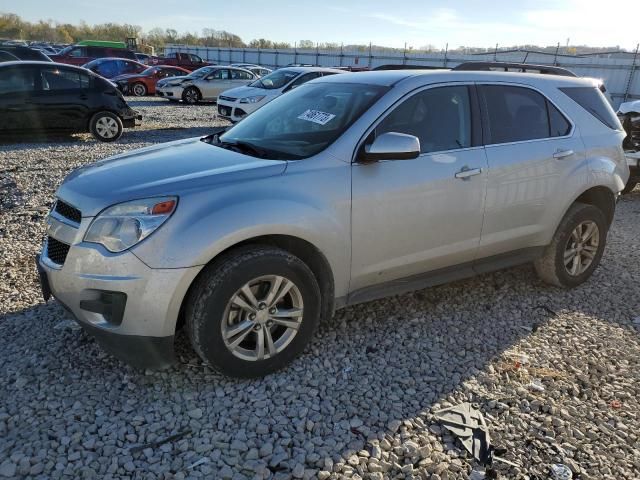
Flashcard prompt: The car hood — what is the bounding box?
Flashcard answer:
[221,85,280,99]
[57,137,287,217]
[158,75,190,86]
[112,73,145,82]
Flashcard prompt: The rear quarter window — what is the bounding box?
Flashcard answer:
[560,86,621,130]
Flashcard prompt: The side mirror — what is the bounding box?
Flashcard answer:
[358,132,421,162]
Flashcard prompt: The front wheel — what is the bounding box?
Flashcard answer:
[186,246,321,378]
[89,111,123,142]
[132,82,147,97]
[182,86,201,104]
[534,203,608,288]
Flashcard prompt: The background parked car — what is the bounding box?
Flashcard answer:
[113,65,190,96]
[156,66,257,104]
[0,45,52,62]
[0,61,141,142]
[0,51,19,62]
[49,44,137,66]
[134,53,159,65]
[217,67,343,122]
[157,52,213,71]
[230,63,272,77]
[82,58,147,79]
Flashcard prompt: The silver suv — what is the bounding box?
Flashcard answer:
[37,70,628,377]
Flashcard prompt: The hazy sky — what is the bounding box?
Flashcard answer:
[6,0,635,49]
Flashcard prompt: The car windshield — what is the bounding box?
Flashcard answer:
[218,82,388,159]
[249,69,299,89]
[189,66,216,78]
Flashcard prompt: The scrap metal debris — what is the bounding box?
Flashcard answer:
[129,429,192,454]
[434,403,517,472]
[550,463,573,480]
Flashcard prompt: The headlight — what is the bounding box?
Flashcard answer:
[240,95,266,104]
[84,197,177,253]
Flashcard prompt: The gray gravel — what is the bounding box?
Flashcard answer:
[1,97,640,479]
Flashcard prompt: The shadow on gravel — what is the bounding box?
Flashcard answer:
[125,99,217,107]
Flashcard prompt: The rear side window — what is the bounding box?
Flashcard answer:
[41,68,90,90]
[0,67,37,94]
[480,85,572,144]
[231,69,253,80]
[68,47,86,57]
[560,86,621,130]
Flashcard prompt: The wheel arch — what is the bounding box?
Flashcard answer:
[573,185,616,226]
[176,234,336,332]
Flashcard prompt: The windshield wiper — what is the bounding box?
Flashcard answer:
[216,140,271,159]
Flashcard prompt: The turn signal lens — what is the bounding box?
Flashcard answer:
[152,200,176,215]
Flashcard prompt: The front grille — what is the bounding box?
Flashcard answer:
[46,236,70,266]
[219,95,236,102]
[54,200,81,224]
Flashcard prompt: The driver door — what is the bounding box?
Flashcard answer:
[350,84,488,294]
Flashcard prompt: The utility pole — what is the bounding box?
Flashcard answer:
[623,43,640,102]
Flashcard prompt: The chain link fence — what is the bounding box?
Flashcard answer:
[165,44,640,108]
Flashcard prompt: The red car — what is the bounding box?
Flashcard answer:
[112,65,191,96]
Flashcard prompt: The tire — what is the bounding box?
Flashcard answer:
[89,111,123,142]
[622,181,638,194]
[131,82,147,97]
[186,246,321,378]
[534,203,608,288]
[182,86,201,104]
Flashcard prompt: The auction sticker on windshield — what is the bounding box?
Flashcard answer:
[297,109,336,125]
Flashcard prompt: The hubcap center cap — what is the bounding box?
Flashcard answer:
[254,310,269,324]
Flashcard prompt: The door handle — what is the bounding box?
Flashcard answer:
[79,94,88,100]
[455,166,482,180]
[553,149,574,159]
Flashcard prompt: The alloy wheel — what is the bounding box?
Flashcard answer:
[184,89,198,104]
[133,83,146,96]
[564,220,599,276]
[95,117,119,139]
[221,275,304,361]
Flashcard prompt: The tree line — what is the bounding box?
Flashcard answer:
[0,12,627,55]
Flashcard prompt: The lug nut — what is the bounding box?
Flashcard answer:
[266,320,274,327]
[269,308,276,314]
[249,313,256,320]
[253,324,261,331]
[258,302,267,310]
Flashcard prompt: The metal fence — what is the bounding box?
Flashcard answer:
[165,44,640,108]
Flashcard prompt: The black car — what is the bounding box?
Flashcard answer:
[0,45,52,62]
[0,61,141,142]
[0,50,19,62]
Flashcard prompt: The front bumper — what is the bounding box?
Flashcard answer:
[217,100,259,122]
[156,86,184,99]
[626,151,640,180]
[37,216,201,369]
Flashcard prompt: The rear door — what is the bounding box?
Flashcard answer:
[0,65,39,131]
[230,68,255,87]
[32,66,91,131]
[476,83,584,258]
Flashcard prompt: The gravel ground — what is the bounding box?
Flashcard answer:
[1,97,640,480]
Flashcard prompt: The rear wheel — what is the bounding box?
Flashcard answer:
[132,82,147,97]
[182,86,201,104]
[186,246,321,378]
[534,203,608,288]
[89,111,123,142]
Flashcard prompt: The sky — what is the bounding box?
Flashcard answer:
[6,0,636,50]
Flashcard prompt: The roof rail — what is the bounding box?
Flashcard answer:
[372,64,443,71]
[452,61,577,77]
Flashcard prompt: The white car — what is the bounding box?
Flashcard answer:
[216,67,343,122]
[156,66,258,104]
[230,64,272,77]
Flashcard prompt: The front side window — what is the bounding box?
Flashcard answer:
[249,69,299,90]
[41,68,90,90]
[0,67,36,94]
[231,69,253,80]
[208,69,230,80]
[376,85,472,153]
[189,54,203,63]
[219,82,387,159]
[288,72,322,90]
[480,85,572,144]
